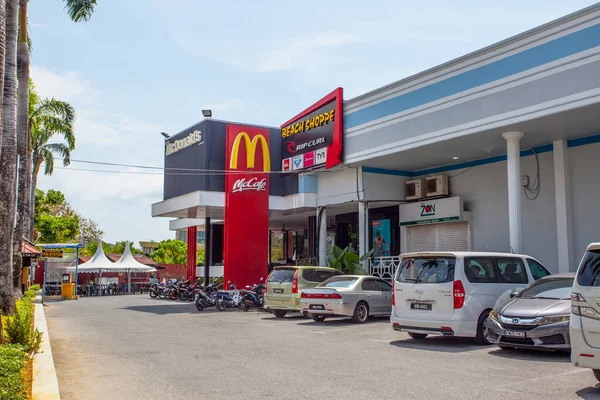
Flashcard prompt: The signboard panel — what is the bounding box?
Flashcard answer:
[399,197,462,226]
[280,88,343,171]
[224,125,270,289]
[41,249,64,258]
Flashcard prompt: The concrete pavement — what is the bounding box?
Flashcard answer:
[45,295,600,400]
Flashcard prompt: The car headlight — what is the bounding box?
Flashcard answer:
[489,310,499,321]
[538,314,570,325]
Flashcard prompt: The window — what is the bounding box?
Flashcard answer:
[361,279,379,291]
[397,257,455,284]
[497,258,528,284]
[518,277,574,300]
[377,280,392,292]
[464,258,499,283]
[527,259,551,280]
[268,268,296,283]
[319,277,358,288]
[302,269,342,283]
[577,250,600,287]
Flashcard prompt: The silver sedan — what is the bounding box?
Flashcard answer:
[299,275,393,323]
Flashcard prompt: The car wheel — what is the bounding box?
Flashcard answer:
[272,310,287,318]
[593,369,600,383]
[311,315,326,322]
[474,310,492,345]
[408,333,427,340]
[352,302,369,324]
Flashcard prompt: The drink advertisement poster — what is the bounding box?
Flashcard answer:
[372,219,391,257]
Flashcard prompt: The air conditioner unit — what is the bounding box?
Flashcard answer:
[426,174,449,197]
[405,179,426,200]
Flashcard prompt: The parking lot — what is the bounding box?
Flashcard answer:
[46,295,600,400]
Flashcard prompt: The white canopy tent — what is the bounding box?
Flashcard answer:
[66,241,156,294]
[113,242,156,293]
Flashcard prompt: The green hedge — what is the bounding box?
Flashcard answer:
[0,344,26,400]
[4,296,42,354]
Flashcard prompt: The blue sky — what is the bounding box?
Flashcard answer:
[29,0,598,245]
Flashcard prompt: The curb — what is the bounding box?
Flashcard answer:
[33,296,61,400]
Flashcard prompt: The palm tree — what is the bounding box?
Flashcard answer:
[0,0,19,313]
[30,86,76,236]
[15,0,96,242]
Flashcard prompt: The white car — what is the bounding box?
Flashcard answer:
[390,251,550,344]
[570,243,600,381]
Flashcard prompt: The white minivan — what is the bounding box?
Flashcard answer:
[391,251,550,344]
[570,243,600,381]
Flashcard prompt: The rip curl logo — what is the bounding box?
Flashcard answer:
[420,203,435,217]
[232,177,267,193]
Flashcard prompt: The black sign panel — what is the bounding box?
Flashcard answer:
[280,88,343,172]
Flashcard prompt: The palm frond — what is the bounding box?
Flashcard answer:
[42,142,71,166]
[31,98,75,124]
[41,148,55,175]
[63,0,97,22]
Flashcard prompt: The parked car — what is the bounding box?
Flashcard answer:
[570,243,600,381]
[390,251,551,343]
[264,266,344,318]
[300,275,392,323]
[486,273,574,351]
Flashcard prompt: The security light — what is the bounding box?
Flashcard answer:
[202,109,212,118]
[160,132,170,139]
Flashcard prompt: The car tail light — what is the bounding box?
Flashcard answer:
[453,280,465,309]
[301,292,342,299]
[392,280,395,306]
[292,270,299,294]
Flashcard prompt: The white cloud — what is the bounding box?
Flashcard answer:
[30,65,95,104]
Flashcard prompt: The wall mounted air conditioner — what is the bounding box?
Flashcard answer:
[405,179,426,201]
[426,174,449,197]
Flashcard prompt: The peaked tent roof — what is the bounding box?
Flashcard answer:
[113,242,156,272]
[66,241,117,272]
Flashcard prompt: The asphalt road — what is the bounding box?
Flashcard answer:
[45,295,600,400]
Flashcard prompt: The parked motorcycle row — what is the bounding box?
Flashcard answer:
[148,278,266,314]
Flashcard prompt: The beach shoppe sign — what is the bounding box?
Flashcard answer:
[399,197,462,226]
[224,125,270,289]
[280,87,343,172]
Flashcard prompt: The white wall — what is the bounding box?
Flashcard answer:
[570,142,600,268]
[316,168,360,206]
[362,172,406,201]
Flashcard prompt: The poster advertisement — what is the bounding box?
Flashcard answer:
[372,219,391,257]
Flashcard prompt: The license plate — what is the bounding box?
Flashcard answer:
[504,330,526,338]
[309,304,325,310]
[273,288,284,294]
[410,303,432,311]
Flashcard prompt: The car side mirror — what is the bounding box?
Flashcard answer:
[509,291,519,298]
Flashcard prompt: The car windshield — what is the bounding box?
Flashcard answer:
[398,257,455,284]
[318,277,358,288]
[268,269,295,283]
[518,277,574,300]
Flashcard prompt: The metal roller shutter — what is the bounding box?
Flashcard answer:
[406,222,470,252]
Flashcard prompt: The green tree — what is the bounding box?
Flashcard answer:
[29,81,76,237]
[150,240,187,265]
[81,240,141,257]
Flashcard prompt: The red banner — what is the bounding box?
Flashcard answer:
[224,125,270,289]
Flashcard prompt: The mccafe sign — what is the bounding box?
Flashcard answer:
[165,130,203,156]
[232,177,267,193]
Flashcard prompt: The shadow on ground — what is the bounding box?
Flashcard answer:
[488,347,571,364]
[389,336,484,354]
[122,304,211,315]
[576,384,600,399]
[294,316,390,327]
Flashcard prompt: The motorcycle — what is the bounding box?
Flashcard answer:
[241,278,265,312]
[149,283,168,299]
[215,283,244,311]
[179,282,199,302]
[195,283,221,311]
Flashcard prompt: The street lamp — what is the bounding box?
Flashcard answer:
[202,109,212,118]
[160,132,170,139]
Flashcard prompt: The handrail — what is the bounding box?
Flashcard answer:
[369,256,402,282]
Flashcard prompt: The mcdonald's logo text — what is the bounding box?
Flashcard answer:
[232,177,267,193]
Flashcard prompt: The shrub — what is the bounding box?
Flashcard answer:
[29,285,40,292]
[0,344,26,400]
[4,298,42,354]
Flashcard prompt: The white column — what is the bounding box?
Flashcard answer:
[318,207,327,266]
[502,131,524,254]
[553,140,573,272]
[358,201,368,271]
